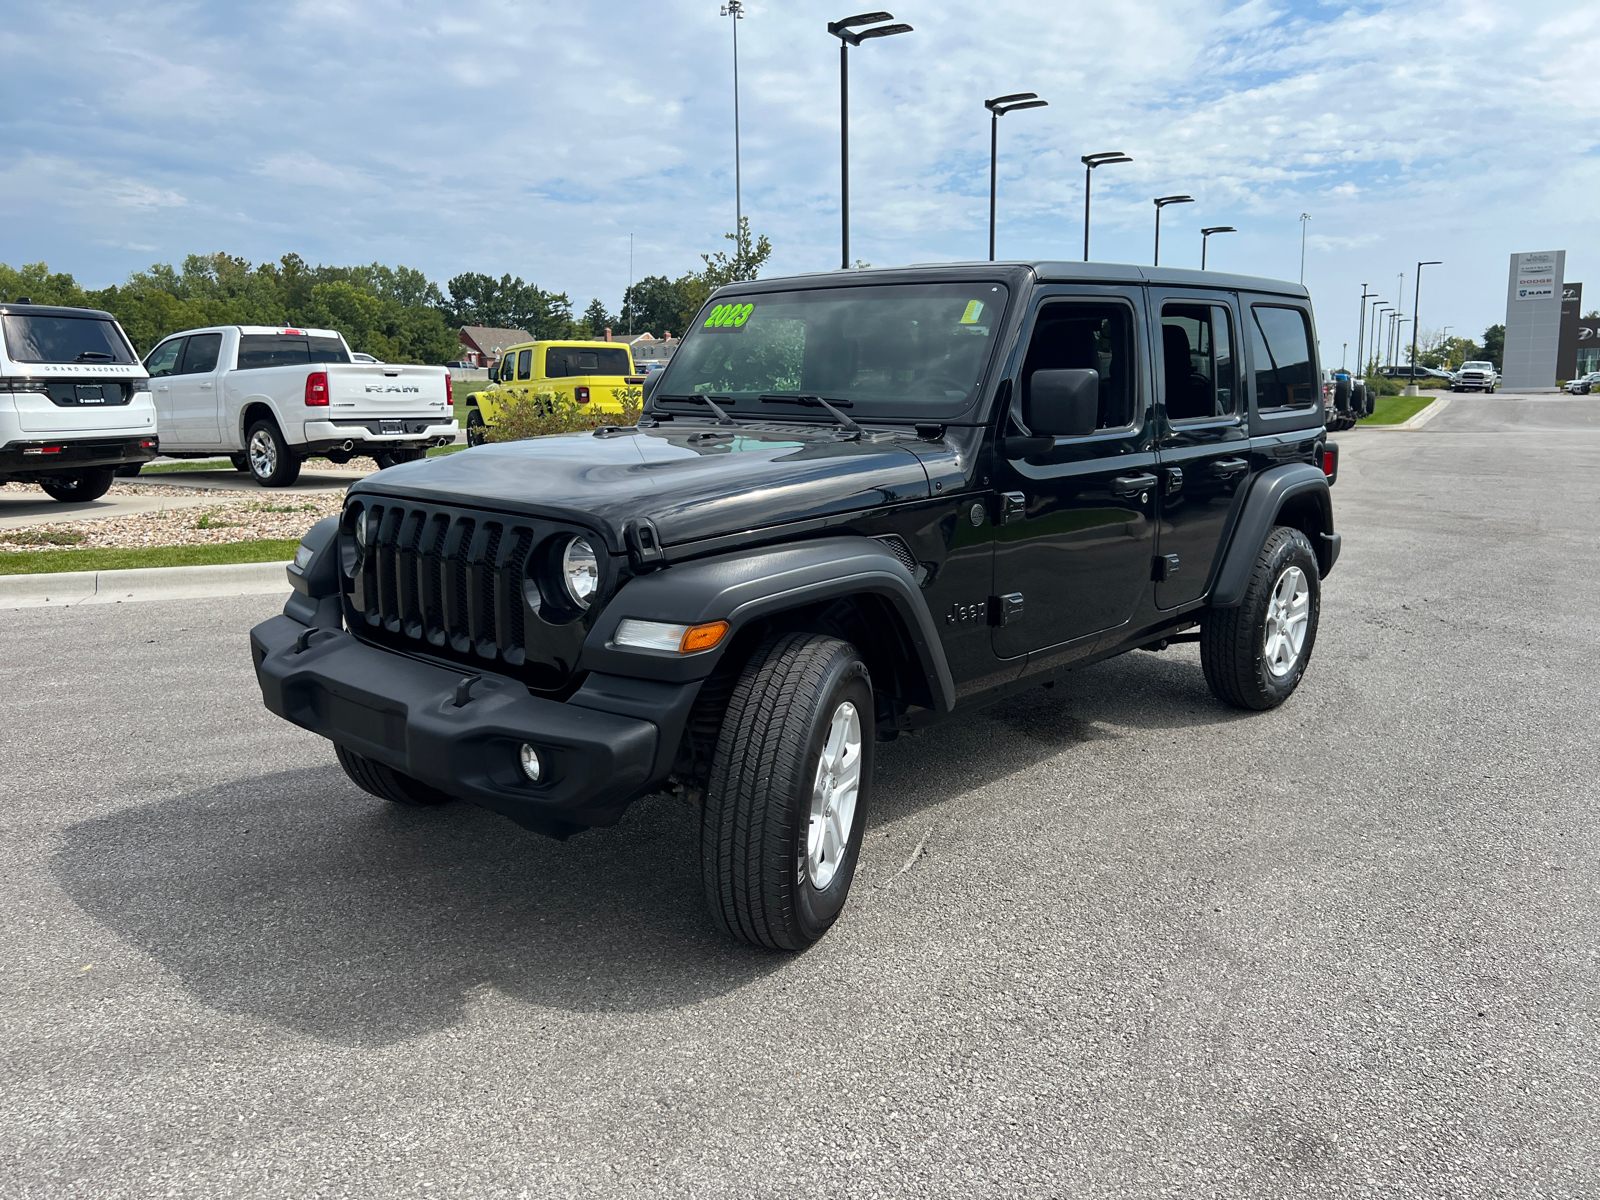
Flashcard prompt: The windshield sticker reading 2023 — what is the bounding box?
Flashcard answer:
[702,302,755,332]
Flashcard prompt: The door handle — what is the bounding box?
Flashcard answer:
[1214,458,1249,475]
[1109,473,1158,498]
[156,384,169,392]
[200,382,213,389]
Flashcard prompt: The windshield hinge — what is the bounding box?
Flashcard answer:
[625,517,666,571]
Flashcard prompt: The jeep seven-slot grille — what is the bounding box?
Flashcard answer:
[344,500,593,689]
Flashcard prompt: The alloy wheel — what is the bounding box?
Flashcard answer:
[1262,565,1310,678]
[248,428,278,478]
[807,700,862,890]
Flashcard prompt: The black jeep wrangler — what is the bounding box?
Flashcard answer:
[251,262,1339,950]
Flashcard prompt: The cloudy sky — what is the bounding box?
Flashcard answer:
[2,0,1597,358]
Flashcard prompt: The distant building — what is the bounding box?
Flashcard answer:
[458,326,534,368]
[607,330,679,366]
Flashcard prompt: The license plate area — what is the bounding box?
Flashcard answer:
[76,385,106,404]
[380,420,403,435]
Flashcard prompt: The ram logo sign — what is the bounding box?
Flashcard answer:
[364,384,421,394]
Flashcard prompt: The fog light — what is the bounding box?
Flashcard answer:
[519,743,542,783]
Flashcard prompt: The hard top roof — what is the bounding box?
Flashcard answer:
[711,260,1309,300]
[0,302,119,320]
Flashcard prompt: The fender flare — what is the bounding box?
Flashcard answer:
[1210,463,1336,608]
[579,536,957,713]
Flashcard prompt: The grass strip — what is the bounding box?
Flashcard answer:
[1361,395,1435,426]
[0,539,299,575]
[136,459,237,474]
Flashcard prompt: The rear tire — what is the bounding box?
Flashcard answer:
[1201,526,1320,711]
[466,407,487,446]
[245,418,301,487]
[374,448,425,469]
[701,632,874,950]
[40,467,116,503]
[335,744,456,807]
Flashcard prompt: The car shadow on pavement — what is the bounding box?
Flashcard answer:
[51,644,1246,1049]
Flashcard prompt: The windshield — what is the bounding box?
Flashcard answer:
[656,282,1009,419]
[1462,362,1492,371]
[2,313,136,365]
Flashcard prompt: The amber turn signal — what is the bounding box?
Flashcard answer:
[679,620,730,653]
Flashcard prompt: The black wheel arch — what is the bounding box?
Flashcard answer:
[579,536,957,721]
[1210,463,1338,608]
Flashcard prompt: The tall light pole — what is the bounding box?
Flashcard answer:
[721,2,745,240]
[1152,195,1194,266]
[1367,302,1387,375]
[1201,225,1235,270]
[1408,260,1442,391]
[1356,284,1375,381]
[1299,213,1311,283]
[985,93,1048,262]
[1081,151,1132,261]
[827,12,913,271]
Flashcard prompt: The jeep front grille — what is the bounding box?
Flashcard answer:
[343,499,598,690]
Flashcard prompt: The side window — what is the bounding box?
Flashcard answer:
[1250,306,1316,409]
[179,332,222,375]
[1020,302,1136,431]
[516,348,532,381]
[1160,303,1236,421]
[144,338,185,378]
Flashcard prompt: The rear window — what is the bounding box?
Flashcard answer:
[546,347,632,377]
[237,335,311,370]
[309,336,351,363]
[2,314,136,365]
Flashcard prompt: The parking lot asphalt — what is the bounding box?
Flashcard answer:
[2,397,1597,1199]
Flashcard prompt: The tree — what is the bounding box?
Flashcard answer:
[698,217,772,289]
[620,275,682,338]
[1481,324,1505,370]
[577,297,614,339]
[442,272,574,339]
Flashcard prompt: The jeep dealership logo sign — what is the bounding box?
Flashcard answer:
[1515,251,1558,301]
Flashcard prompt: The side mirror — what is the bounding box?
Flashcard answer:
[640,370,664,403]
[1025,368,1100,438]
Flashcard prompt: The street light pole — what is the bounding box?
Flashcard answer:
[1152,195,1194,266]
[985,93,1048,262]
[721,3,746,240]
[1200,225,1235,270]
[827,12,913,271]
[1299,213,1311,283]
[1081,151,1132,261]
[1356,284,1374,380]
[1408,260,1442,392]
[1367,303,1387,375]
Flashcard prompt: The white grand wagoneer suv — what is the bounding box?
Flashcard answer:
[0,302,158,502]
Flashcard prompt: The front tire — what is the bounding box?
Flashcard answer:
[114,463,143,478]
[374,448,425,469]
[1201,526,1321,711]
[335,744,456,807]
[245,418,301,487]
[701,633,874,950]
[40,467,116,503]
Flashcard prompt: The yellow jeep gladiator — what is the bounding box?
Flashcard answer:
[461,340,641,444]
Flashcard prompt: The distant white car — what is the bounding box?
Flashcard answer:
[350,352,382,364]
[140,325,456,486]
[1452,362,1498,393]
[1564,371,1600,395]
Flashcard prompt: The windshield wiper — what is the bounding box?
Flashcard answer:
[658,393,738,425]
[759,393,861,435]
[73,351,114,362]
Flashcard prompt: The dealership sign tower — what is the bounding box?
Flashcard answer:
[1502,250,1565,392]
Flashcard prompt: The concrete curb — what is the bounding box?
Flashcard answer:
[0,560,291,609]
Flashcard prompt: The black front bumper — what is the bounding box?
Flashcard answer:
[251,614,681,832]
[0,435,159,479]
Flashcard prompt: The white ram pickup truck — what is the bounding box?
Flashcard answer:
[140,325,457,486]
[1,302,159,501]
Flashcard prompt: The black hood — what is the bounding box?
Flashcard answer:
[351,424,934,551]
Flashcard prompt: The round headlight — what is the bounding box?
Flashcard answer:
[561,537,599,609]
